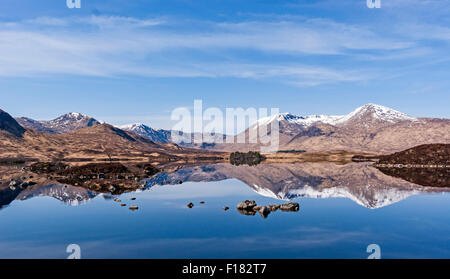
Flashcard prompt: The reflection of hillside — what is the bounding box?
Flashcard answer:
[0,183,98,208]
[1,161,449,210]
[16,184,98,205]
[145,163,450,209]
[377,167,449,187]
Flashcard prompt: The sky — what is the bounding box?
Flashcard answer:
[0,0,449,129]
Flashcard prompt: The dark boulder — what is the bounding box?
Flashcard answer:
[280,202,300,212]
[237,200,257,210]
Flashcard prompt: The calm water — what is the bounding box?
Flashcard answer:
[0,163,449,259]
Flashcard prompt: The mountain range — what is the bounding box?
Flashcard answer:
[7,103,450,154]
[198,104,450,153]
[118,123,171,143]
[0,109,224,162]
[16,112,101,134]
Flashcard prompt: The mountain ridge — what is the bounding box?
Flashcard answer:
[16,112,101,134]
[196,103,450,154]
[0,109,26,137]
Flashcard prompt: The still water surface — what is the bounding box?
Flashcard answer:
[0,163,449,259]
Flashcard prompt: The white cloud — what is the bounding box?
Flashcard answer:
[0,14,443,87]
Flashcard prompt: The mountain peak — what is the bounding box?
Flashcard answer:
[0,109,26,137]
[56,112,89,120]
[120,123,148,130]
[120,123,170,143]
[251,103,417,130]
[342,103,417,124]
[16,112,101,134]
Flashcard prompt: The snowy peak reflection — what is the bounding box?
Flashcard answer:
[145,163,450,209]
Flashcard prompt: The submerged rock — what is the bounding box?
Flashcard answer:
[280,202,300,212]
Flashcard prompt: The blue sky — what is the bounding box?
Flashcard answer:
[0,0,449,129]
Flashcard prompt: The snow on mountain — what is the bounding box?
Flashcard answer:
[45,112,101,132]
[252,183,419,209]
[16,112,101,134]
[335,104,417,124]
[252,104,417,129]
[119,123,170,143]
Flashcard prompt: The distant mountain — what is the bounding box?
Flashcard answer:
[119,123,226,149]
[119,123,171,143]
[202,104,450,154]
[0,107,225,162]
[0,109,26,137]
[16,112,101,134]
[254,104,416,128]
[14,117,55,133]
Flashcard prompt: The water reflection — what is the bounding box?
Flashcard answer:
[1,162,450,258]
[376,167,449,187]
[144,162,450,209]
[1,162,449,210]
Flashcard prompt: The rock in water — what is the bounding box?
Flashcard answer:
[280,202,300,212]
[237,200,257,210]
[129,206,139,211]
[258,206,271,218]
[9,180,20,187]
[223,206,229,211]
[187,202,194,208]
[267,204,280,212]
[253,206,262,211]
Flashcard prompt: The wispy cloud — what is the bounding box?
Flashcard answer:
[0,14,444,87]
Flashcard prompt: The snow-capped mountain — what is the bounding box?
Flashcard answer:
[16,112,101,134]
[119,123,171,143]
[205,103,448,153]
[337,103,417,124]
[253,104,417,129]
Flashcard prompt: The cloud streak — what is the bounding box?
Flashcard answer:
[0,14,444,86]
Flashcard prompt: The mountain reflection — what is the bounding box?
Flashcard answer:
[1,162,449,209]
[145,162,450,209]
